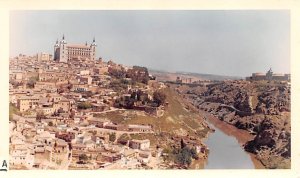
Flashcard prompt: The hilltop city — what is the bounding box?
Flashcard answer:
[9,36,291,169]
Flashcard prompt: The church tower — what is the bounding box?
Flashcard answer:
[54,39,59,61]
[90,37,97,60]
[59,34,68,63]
[266,68,273,81]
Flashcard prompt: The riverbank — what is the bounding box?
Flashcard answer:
[172,81,290,169]
[199,110,265,169]
[171,86,265,168]
[168,85,259,169]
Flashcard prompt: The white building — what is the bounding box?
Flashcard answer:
[10,144,35,168]
[129,139,150,150]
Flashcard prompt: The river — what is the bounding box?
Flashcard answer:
[200,111,265,169]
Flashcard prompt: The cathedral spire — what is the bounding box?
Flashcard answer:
[93,37,95,43]
[62,34,65,40]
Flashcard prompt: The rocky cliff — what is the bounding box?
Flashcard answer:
[176,80,291,168]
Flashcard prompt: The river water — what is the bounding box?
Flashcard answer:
[201,111,264,169]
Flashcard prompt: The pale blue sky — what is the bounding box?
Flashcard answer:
[9,10,290,77]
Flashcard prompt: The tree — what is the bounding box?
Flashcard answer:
[175,147,192,167]
[69,109,75,119]
[67,84,73,90]
[36,111,47,122]
[52,110,58,116]
[190,148,199,160]
[77,102,92,110]
[124,98,135,109]
[9,103,20,121]
[172,142,199,167]
[114,96,135,109]
[10,80,23,88]
[137,90,143,101]
[109,79,128,92]
[79,154,88,163]
[109,132,116,142]
[153,90,167,106]
[84,91,93,98]
[131,91,137,100]
[108,67,126,79]
[48,121,54,126]
[26,76,38,88]
[68,143,72,151]
[126,66,150,84]
[118,134,130,145]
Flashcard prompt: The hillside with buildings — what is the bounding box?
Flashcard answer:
[9,37,211,169]
[9,35,290,170]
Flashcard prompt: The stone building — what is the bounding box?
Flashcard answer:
[246,68,290,82]
[17,96,39,112]
[54,35,97,63]
[37,52,52,62]
[129,139,150,150]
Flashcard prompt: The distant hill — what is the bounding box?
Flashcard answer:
[149,69,242,82]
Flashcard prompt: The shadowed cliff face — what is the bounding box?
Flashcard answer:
[244,115,291,168]
[174,80,291,169]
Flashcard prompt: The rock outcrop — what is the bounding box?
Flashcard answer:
[176,80,291,168]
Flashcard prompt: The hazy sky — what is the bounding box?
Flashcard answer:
[10,10,290,77]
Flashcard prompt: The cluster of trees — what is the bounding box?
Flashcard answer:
[163,139,199,168]
[109,79,130,92]
[82,91,93,98]
[36,111,47,122]
[48,121,54,126]
[9,103,20,121]
[10,80,24,89]
[114,96,135,109]
[77,102,92,110]
[27,76,39,88]
[174,148,198,167]
[108,66,150,85]
[109,132,116,142]
[108,67,127,79]
[114,89,149,109]
[126,66,150,84]
[130,89,152,104]
[153,90,167,106]
[78,154,88,164]
[117,133,130,145]
[114,89,167,109]
[58,83,73,94]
